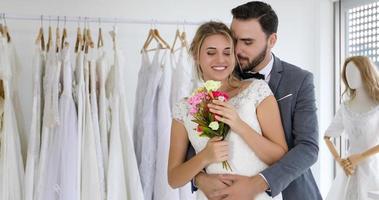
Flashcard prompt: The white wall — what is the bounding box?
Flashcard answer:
[0,0,335,197]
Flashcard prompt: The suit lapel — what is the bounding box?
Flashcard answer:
[268,55,283,96]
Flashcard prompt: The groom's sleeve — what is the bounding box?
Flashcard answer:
[185,144,198,192]
[261,73,319,197]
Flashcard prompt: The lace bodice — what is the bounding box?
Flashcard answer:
[173,79,277,200]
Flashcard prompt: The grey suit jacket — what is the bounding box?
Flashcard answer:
[262,55,321,199]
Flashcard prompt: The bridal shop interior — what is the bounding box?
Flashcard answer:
[1,0,378,199]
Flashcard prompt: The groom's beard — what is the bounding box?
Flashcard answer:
[238,44,268,73]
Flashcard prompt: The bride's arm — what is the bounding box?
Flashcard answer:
[210,96,288,165]
[168,119,228,188]
[239,95,288,165]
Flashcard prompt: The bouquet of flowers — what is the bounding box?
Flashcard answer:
[187,80,232,171]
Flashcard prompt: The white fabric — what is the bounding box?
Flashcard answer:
[107,27,144,200]
[134,48,163,199]
[0,34,24,200]
[58,46,79,200]
[97,48,110,174]
[24,44,44,200]
[154,49,180,200]
[133,51,156,162]
[7,41,27,165]
[169,47,196,200]
[88,49,106,199]
[35,49,61,200]
[74,50,85,200]
[81,48,103,200]
[173,80,283,200]
[325,103,379,200]
[170,46,194,109]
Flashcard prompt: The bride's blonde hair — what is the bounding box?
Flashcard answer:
[342,56,379,102]
[189,21,239,86]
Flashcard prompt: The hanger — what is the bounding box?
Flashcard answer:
[86,28,94,48]
[75,18,82,53]
[46,17,53,52]
[170,28,181,53]
[142,29,170,52]
[55,16,61,52]
[3,14,11,42]
[171,22,189,53]
[180,31,189,52]
[109,25,117,50]
[35,15,45,51]
[142,20,170,52]
[0,14,3,37]
[85,19,94,54]
[97,18,104,48]
[61,16,68,49]
[81,21,87,52]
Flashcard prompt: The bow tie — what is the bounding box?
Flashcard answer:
[240,71,265,80]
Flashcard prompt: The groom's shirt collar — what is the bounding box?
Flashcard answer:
[257,53,274,83]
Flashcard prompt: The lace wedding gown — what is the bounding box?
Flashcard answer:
[325,103,379,200]
[173,80,283,200]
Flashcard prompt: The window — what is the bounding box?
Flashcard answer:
[347,1,379,65]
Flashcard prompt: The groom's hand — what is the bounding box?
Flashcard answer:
[196,173,232,200]
[210,174,268,200]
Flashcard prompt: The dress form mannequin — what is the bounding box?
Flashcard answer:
[324,56,379,200]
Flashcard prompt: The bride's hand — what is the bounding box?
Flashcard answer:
[201,136,229,165]
[208,100,247,134]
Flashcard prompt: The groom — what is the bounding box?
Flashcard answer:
[193,1,322,200]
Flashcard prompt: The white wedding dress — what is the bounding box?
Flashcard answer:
[35,49,61,200]
[154,48,180,200]
[173,79,283,200]
[107,27,144,200]
[81,48,103,200]
[24,44,44,200]
[74,49,85,200]
[134,48,164,200]
[325,103,379,200]
[58,46,79,200]
[0,33,24,200]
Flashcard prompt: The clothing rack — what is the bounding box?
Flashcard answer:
[0,13,203,26]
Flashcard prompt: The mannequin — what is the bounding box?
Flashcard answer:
[324,56,379,200]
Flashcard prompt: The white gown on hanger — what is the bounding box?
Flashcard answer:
[74,50,85,200]
[135,48,164,200]
[58,46,79,200]
[0,33,24,200]
[154,48,180,200]
[170,46,194,109]
[35,49,61,200]
[108,27,144,200]
[133,51,155,161]
[24,44,45,200]
[89,49,106,199]
[325,103,379,200]
[169,46,195,200]
[97,47,109,175]
[81,48,103,200]
[7,40,26,160]
[173,80,283,200]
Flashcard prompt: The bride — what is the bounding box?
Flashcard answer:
[167,21,287,200]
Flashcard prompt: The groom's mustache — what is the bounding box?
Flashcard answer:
[237,56,249,65]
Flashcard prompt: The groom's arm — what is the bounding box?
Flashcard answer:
[261,73,319,197]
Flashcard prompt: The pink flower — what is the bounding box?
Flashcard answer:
[189,107,198,115]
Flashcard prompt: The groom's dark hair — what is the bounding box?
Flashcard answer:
[231,1,278,37]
